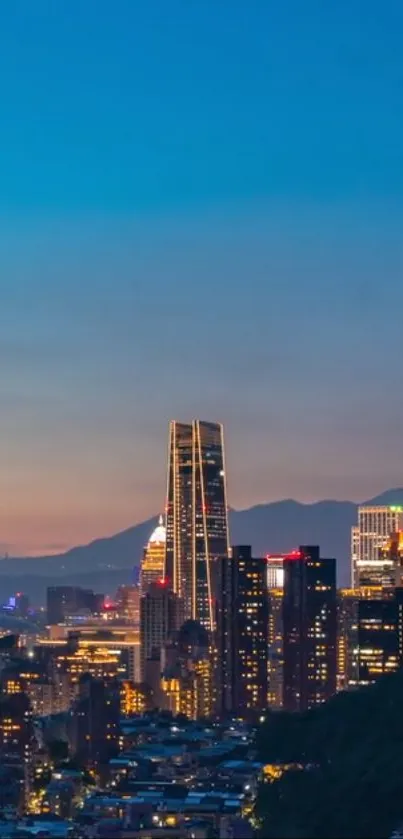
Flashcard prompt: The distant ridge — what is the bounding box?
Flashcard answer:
[1,488,403,603]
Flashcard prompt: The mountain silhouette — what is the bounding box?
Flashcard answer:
[1,488,402,604]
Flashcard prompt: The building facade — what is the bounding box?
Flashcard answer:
[216,546,268,718]
[140,582,181,683]
[351,505,403,588]
[283,546,337,712]
[267,588,284,709]
[356,595,400,686]
[164,420,229,633]
[266,555,284,590]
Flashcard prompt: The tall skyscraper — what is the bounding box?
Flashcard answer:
[267,588,284,709]
[164,420,229,632]
[266,554,285,709]
[351,505,403,588]
[283,546,337,712]
[216,546,268,718]
[139,516,166,596]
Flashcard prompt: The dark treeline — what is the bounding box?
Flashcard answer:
[256,671,403,838]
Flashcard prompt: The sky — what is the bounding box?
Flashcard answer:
[1,0,403,556]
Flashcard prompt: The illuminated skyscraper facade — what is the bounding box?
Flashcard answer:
[283,546,337,712]
[357,595,400,685]
[266,554,284,590]
[216,546,268,718]
[267,588,284,708]
[351,505,403,588]
[139,516,166,596]
[266,555,285,709]
[164,420,229,632]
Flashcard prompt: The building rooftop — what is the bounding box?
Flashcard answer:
[148,516,166,545]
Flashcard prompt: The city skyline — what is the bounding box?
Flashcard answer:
[2,1,403,556]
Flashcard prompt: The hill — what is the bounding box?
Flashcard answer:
[256,669,403,838]
[0,488,402,604]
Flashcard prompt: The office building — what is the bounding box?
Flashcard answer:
[164,420,229,632]
[283,546,337,712]
[356,594,400,686]
[140,581,181,684]
[352,505,403,588]
[139,516,166,596]
[267,588,284,708]
[216,546,268,718]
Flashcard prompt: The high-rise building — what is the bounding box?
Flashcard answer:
[139,516,166,596]
[283,546,337,712]
[356,595,400,686]
[164,420,229,632]
[351,506,403,588]
[266,555,284,710]
[140,581,181,684]
[71,675,120,764]
[216,546,268,718]
[267,588,284,709]
[337,588,363,691]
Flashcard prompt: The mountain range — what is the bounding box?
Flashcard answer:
[1,488,403,604]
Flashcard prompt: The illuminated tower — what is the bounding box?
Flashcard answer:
[283,546,337,712]
[139,516,166,596]
[216,546,268,718]
[164,420,229,632]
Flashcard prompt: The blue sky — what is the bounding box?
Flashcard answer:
[1,0,403,554]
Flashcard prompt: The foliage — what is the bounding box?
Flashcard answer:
[256,671,403,838]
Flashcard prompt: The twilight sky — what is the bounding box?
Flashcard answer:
[2,0,403,556]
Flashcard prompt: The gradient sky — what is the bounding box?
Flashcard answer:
[2,0,403,555]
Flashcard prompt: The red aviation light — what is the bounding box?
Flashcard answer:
[157,577,169,588]
[285,550,302,560]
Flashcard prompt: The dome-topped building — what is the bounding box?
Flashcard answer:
[148,515,166,545]
[139,515,166,596]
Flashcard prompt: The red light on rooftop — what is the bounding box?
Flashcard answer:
[157,577,169,587]
[285,550,302,560]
